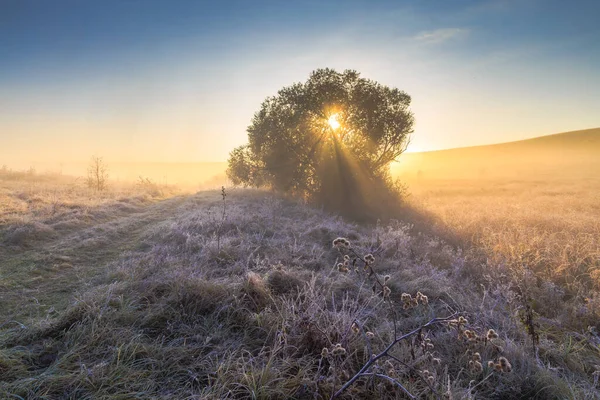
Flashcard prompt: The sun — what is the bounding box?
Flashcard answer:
[328,113,340,130]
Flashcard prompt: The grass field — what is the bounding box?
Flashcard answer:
[1,129,600,399]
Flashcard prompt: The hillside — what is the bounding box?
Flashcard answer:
[1,130,600,399]
[394,128,600,180]
[2,178,600,398]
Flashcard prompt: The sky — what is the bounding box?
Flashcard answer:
[1,0,599,166]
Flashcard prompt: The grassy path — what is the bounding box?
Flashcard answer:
[0,194,197,326]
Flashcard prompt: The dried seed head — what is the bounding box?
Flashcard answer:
[472,361,483,373]
[332,345,347,357]
[351,322,360,334]
[343,255,350,261]
[321,348,329,358]
[384,274,391,283]
[365,254,375,263]
[366,331,375,339]
[333,237,350,248]
[433,358,441,366]
[458,316,468,325]
[473,352,482,362]
[464,330,476,339]
[487,361,495,368]
[487,329,499,340]
[401,293,412,302]
[427,375,435,385]
[498,357,512,372]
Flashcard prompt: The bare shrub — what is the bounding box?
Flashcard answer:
[136,176,163,197]
[86,155,108,191]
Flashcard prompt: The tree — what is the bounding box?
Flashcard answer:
[227,68,414,218]
[86,155,109,191]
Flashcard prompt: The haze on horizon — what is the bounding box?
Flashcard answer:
[1,0,599,169]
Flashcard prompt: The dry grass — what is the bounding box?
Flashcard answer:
[404,176,600,327]
[1,165,600,399]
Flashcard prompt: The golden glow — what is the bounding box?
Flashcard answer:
[328,114,340,130]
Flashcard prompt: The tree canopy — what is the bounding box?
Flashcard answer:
[227,68,414,217]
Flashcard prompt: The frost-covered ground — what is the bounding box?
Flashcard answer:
[1,177,599,399]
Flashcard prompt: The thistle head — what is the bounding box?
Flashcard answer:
[333,237,350,248]
[498,357,512,372]
[487,329,499,340]
[332,343,347,357]
[337,263,349,273]
[416,291,429,305]
[472,360,483,373]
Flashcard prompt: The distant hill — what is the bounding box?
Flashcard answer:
[13,129,597,186]
[393,128,600,180]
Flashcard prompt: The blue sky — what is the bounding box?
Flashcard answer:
[1,0,599,164]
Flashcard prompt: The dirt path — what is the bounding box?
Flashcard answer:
[0,194,201,325]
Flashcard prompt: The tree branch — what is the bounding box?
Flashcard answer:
[331,313,458,399]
